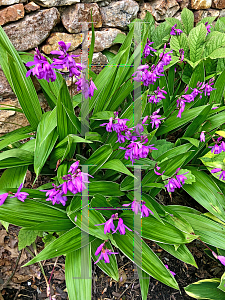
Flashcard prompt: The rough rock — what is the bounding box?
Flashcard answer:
[24,2,40,13]
[3,8,60,51]
[220,9,225,17]
[174,11,182,22]
[92,52,109,74]
[212,0,225,8]
[0,0,25,5]
[194,8,219,22]
[0,68,14,98]
[0,4,24,26]
[32,0,79,7]
[83,28,125,52]
[61,3,102,34]
[177,0,190,9]
[100,0,139,29]
[41,32,82,54]
[0,98,29,135]
[139,0,180,21]
[191,0,212,9]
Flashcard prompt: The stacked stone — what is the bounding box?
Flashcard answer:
[0,0,225,133]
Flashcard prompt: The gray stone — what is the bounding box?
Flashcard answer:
[61,3,102,34]
[191,0,212,9]
[92,52,109,74]
[0,68,14,98]
[194,8,219,22]
[177,0,190,9]
[139,0,180,22]
[0,4,24,26]
[212,0,225,8]
[3,8,60,51]
[100,0,139,29]
[83,28,125,52]
[0,0,22,4]
[41,32,82,54]
[32,0,79,7]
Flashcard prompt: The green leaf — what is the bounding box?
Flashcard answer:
[183,167,225,223]
[101,159,135,178]
[188,24,207,62]
[85,144,113,175]
[34,110,58,177]
[151,139,173,160]
[210,68,225,104]
[112,231,179,290]
[91,111,114,120]
[156,105,208,135]
[137,266,150,300]
[205,32,225,57]
[181,8,194,35]
[185,279,225,300]
[0,149,33,168]
[180,213,225,250]
[0,27,42,129]
[170,33,189,57]
[122,213,197,244]
[0,220,9,231]
[57,80,77,141]
[0,166,27,189]
[65,245,92,300]
[0,197,68,227]
[18,228,42,250]
[209,47,225,59]
[218,272,225,292]
[157,243,197,268]
[113,33,127,44]
[0,133,31,151]
[151,22,171,48]
[91,239,119,281]
[23,227,95,266]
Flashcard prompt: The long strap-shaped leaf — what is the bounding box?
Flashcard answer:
[0,26,42,129]
[65,245,92,300]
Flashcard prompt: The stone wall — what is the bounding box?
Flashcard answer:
[0,0,224,133]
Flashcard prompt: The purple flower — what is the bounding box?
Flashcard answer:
[177,99,186,118]
[68,161,80,174]
[198,79,216,97]
[95,214,116,234]
[51,41,84,78]
[100,117,114,132]
[211,168,225,181]
[205,22,211,35]
[165,169,188,192]
[165,264,176,276]
[209,144,222,154]
[123,199,141,215]
[170,24,183,36]
[212,106,219,110]
[149,109,165,129]
[179,49,184,62]
[10,184,29,202]
[143,39,157,58]
[94,248,118,264]
[120,137,157,164]
[95,242,105,256]
[148,87,167,104]
[165,178,181,193]
[176,171,188,185]
[212,252,225,266]
[75,77,97,99]
[42,184,67,206]
[113,218,132,235]
[154,165,165,176]
[0,193,8,206]
[26,48,56,82]
[200,131,205,142]
[141,201,154,218]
